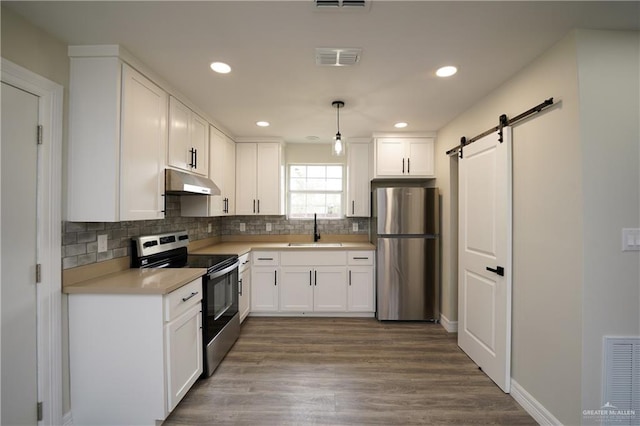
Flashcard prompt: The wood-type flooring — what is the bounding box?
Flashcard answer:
[165,317,536,425]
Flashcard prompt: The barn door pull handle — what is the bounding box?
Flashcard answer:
[486,266,504,276]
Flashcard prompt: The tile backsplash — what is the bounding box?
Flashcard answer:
[62,196,370,269]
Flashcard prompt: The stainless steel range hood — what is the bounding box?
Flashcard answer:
[165,169,221,195]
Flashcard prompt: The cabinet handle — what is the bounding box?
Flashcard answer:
[189,148,196,168]
[353,257,369,260]
[407,157,410,174]
[257,199,260,214]
[258,257,273,261]
[402,158,405,174]
[253,199,256,214]
[309,270,312,286]
[238,278,243,295]
[274,270,277,285]
[352,200,355,215]
[194,148,198,168]
[314,270,317,286]
[181,291,198,302]
[349,270,352,286]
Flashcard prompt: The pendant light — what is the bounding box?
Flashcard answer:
[331,100,345,157]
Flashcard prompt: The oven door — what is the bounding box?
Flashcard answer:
[203,261,239,344]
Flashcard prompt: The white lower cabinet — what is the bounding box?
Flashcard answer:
[251,252,280,312]
[347,267,375,312]
[68,278,203,425]
[251,250,374,316]
[238,253,251,322]
[313,267,348,312]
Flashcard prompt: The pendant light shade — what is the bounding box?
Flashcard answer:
[331,100,345,157]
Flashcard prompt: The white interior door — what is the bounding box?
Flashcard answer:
[1,82,39,424]
[458,127,512,392]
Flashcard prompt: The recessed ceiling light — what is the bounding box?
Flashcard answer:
[436,65,457,77]
[394,122,408,128]
[306,136,320,141]
[210,62,231,74]
[256,121,270,127]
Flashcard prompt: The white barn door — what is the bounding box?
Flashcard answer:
[458,127,513,392]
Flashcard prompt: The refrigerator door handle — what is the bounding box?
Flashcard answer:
[486,266,505,276]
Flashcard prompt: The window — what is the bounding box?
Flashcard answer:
[288,164,343,219]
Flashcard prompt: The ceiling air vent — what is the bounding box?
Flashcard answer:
[314,0,370,10]
[316,48,362,66]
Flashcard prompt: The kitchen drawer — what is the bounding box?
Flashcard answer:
[252,251,279,266]
[165,277,203,322]
[280,251,346,266]
[347,251,374,266]
[239,253,251,272]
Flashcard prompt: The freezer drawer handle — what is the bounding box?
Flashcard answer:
[486,266,505,276]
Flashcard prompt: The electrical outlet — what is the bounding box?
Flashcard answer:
[266,223,272,232]
[207,223,212,233]
[97,234,108,253]
[352,223,358,232]
[622,228,640,251]
[240,223,246,232]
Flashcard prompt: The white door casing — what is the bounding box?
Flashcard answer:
[458,127,512,393]
[1,58,63,425]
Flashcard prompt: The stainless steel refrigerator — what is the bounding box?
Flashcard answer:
[373,187,439,321]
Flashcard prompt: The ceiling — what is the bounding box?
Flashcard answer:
[5,1,639,144]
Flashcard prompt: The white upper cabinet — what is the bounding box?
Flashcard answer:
[67,53,167,222]
[346,142,371,217]
[374,137,435,178]
[235,142,283,215]
[181,126,236,217]
[168,96,209,176]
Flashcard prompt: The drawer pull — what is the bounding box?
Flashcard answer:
[181,291,198,302]
[258,257,273,261]
[353,257,369,260]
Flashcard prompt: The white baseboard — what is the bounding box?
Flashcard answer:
[510,379,562,425]
[62,411,73,426]
[439,313,458,333]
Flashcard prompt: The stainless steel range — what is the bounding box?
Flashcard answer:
[131,230,240,376]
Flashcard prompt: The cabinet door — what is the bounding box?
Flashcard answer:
[406,138,434,177]
[279,267,314,312]
[207,127,226,216]
[348,267,375,312]
[190,113,209,176]
[165,304,203,412]
[120,64,167,220]
[255,143,281,215]
[251,267,279,312]
[346,142,370,217]
[376,138,405,176]
[224,137,236,215]
[235,143,258,215]
[168,97,192,171]
[239,266,251,323]
[313,267,347,312]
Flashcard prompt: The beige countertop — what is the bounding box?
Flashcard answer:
[191,241,376,256]
[63,267,207,295]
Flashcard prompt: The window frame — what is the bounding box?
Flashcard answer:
[286,163,345,220]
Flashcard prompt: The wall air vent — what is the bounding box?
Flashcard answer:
[316,48,362,66]
[314,0,370,11]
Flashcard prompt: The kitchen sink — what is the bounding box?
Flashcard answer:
[287,243,343,247]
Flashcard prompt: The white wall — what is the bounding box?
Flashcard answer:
[436,29,640,425]
[576,29,640,418]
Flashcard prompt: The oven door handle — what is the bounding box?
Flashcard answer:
[207,260,241,280]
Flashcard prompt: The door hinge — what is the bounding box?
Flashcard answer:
[36,125,43,145]
[36,264,42,283]
[37,401,43,421]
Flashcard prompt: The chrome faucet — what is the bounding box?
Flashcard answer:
[313,213,321,242]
